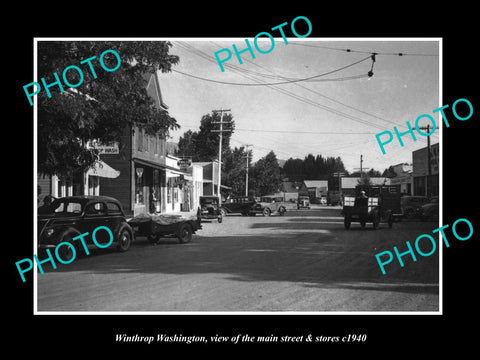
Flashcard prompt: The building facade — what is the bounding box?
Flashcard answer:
[412,142,439,197]
[388,163,413,195]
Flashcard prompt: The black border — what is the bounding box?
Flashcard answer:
[8,5,478,354]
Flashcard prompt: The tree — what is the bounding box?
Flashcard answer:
[251,151,282,196]
[37,41,180,177]
[357,174,373,186]
[175,112,235,162]
[382,166,398,178]
[176,129,198,159]
[222,146,252,196]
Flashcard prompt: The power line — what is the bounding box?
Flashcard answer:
[172,55,372,86]
[173,42,435,144]
[287,42,439,57]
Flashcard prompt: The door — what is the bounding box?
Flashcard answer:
[81,201,112,246]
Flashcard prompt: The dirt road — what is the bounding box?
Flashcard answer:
[36,207,439,312]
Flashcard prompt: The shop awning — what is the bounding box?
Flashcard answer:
[86,160,120,178]
[166,168,187,178]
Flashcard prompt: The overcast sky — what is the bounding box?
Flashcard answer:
[157,38,440,173]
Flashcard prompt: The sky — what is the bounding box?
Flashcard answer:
[157,38,440,174]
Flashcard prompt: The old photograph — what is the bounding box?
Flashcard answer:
[32,38,441,313]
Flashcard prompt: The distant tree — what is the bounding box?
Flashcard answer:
[283,158,305,181]
[357,174,373,186]
[175,129,198,159]
[175,112,235,162]
[382,166,398,178]
[283,155,346,182]
[37,41,180,177]
[367,168,382,177]
[251,151,282,196]
[223,146,252,196]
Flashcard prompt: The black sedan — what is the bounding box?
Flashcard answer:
[38,195,134,260]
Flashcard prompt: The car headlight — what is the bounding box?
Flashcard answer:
[45,228,54,237]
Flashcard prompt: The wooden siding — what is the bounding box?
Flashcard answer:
[37,174,51,205]
[99,130,133,215]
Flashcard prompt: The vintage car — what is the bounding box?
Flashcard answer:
[400,195,428,218]
[37,195,134,260]
[342,185,403,229]
[220,196,256,216]
[297,195,310,209]
[250,196,286,216]
[198,195,223,223]
[416,196,439,220]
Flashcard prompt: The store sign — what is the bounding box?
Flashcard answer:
[177,158,191,170]
[88,140,119,154]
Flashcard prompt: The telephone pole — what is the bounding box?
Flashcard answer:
[354,154,370,180]
[244,144,252,196]
[211,108,231,203]
[417,124,432,197]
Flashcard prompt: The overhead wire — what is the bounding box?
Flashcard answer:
[175,41,391,132]
[286,42,440,57]
[171,55,372,86]
[172,41,436,155]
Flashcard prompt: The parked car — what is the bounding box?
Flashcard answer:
[198,196,222,223]
[400,195,428,218]
[327,191,341,206]
[417,196,439,220]
[250,196,286,216]
[221,196,256,216]
[297,195,310,209]
[37,195,134,260]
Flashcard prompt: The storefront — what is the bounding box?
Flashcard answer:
[37,159,120,205]
[412,143,439,197]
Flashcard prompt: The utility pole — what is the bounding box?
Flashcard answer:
[417,124,431,197]
[211,108,231,204]
[354,155,370,180]
[244,144,252,196]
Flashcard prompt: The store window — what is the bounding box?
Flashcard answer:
[135,166,145,204]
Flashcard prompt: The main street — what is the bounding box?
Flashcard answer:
[37,206,439,312]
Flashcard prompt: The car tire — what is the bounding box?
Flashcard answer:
[57,234,76,262]
[218,216,223,223]
[388,215,394,228]
[178,223,193,243]
[344,216,351,229]
[279,207,286,216]
[263,208,271,217]
[117,229,132,252]
[372,213,380,230]
[147,234,161,244]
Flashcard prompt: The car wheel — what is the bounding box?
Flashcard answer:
[279,207,286,216]
[57,234,76,262]
[263,208,271,217]
[218,215,223,223]
[344,216,351,229]
[147,234,160,244]
[178,223,193,243]
[117,229,132,252]
[372,213,380,230]
[360,220,366,229]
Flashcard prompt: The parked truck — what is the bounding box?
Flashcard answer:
[341,185,403,229]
